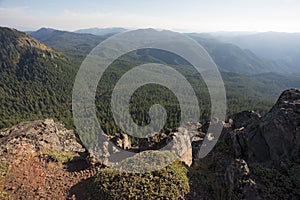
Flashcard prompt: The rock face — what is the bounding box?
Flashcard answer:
[167,127,193,167]
[247,89,300,166]
[0,118,85,164]
[190,89,300,200]
[230,110,261,130]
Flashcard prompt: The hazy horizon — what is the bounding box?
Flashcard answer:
[3,26,300,36]
[1,0,300,33]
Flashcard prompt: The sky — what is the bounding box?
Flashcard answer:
[1,0,300,32]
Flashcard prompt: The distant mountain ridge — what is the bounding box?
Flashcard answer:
[200,31,300,74]
[27,28,300,76]
[29,27,283,75]
[189,35,277,74]
[74,27,126,35]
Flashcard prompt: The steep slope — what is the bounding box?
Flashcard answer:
[2,27,300,131]
[0,27,76,129]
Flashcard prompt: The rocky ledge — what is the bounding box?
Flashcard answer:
[0,118,85,164]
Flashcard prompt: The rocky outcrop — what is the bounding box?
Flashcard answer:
[214,158,261,200]
[191,89,300,200]
[1,89,299,199]
[247,88,300,167]
[217,89,300,167]
[0,118,85,164]
[17,34,55,53]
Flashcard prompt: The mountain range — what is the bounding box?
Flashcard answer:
[194,31,300,74]
[74,27,126,35]
[1,26,300,130]
[28,27,300,75]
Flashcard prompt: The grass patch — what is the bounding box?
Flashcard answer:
[40,149,81,163]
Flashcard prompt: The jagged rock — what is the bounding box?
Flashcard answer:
[189,89,300,199]
[232,130,248,158]
[0,119,85,164]
[221,89,300,167]
[248,89,300,166]
[212,157,262,200]
[230,110,261,130]
[225,159,249,191]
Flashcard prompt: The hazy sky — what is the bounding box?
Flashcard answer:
[1,0,300,32]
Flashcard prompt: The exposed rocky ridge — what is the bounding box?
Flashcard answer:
[247,88,300,166]
[17,34,54,53]
[191,88,300,200]
[231,88,300,167]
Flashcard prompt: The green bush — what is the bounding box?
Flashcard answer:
[289,164,300,187]
[253,165,300,199]
[90,151,190,200]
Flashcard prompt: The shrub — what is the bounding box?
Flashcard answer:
[252,165,300,199]
[90,151,190,199]
[289,164,300,187]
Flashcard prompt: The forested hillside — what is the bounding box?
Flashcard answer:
[1,27,300,133]
[0,27,76,129]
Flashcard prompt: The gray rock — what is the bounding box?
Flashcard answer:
[0,119,85,164]
[248,89,300,166]
[167,127,193,167]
